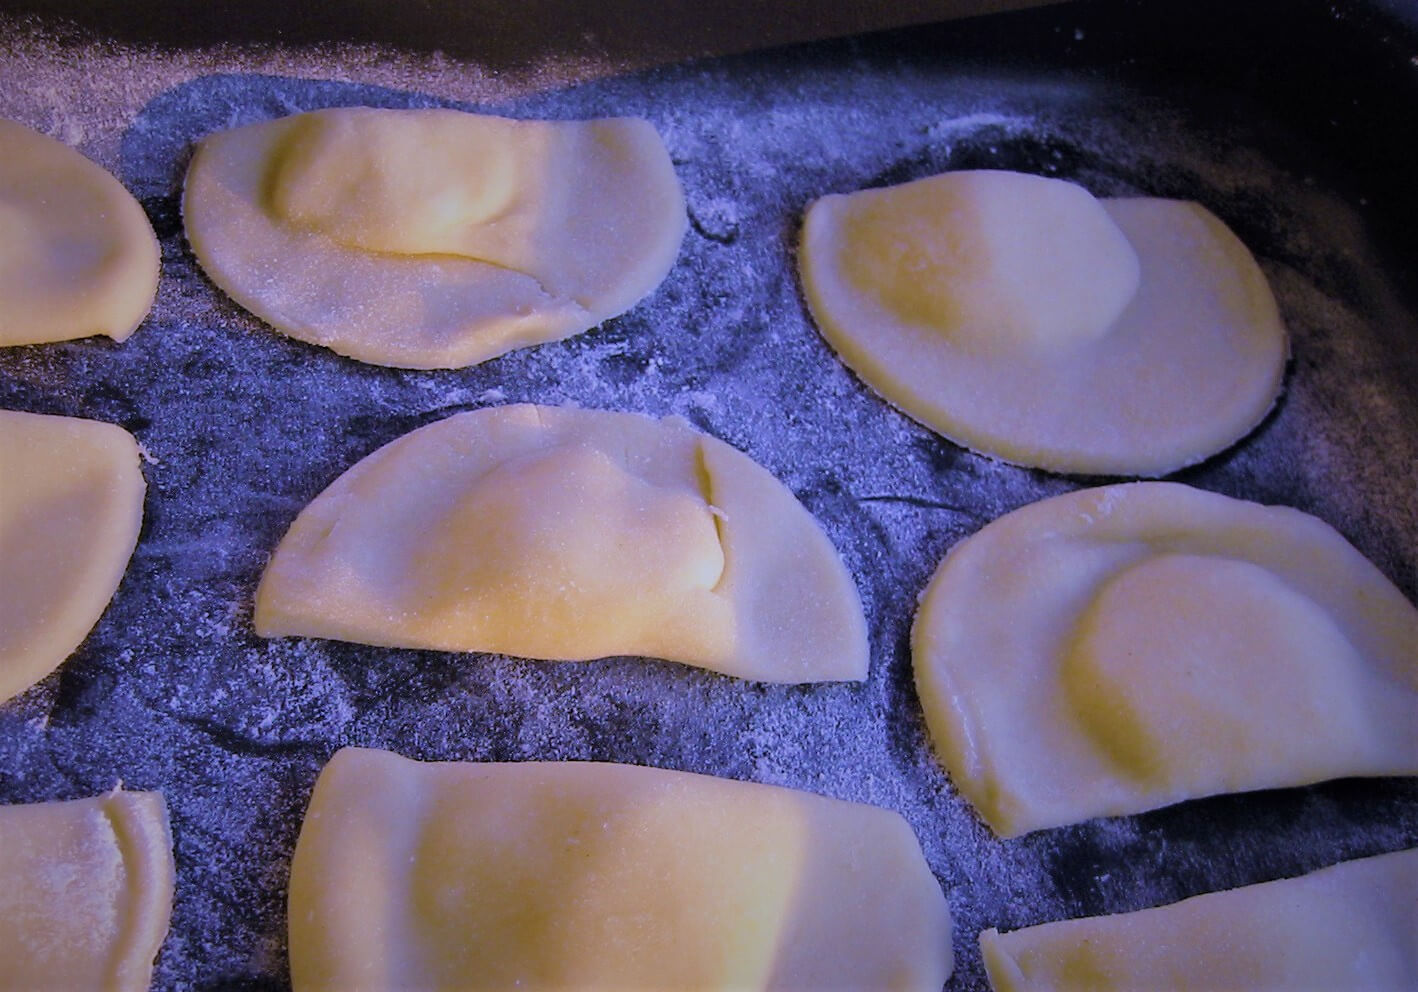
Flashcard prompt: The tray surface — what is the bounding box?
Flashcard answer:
[2,2,1416,987]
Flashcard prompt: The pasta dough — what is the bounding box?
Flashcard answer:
[800,170,1287,475]
[0,789,175,991]
[255,404,868,682]
[912,482,1418,837]
[980,846,1418,991]
[288,747,953,991]
[0,119,160,346]
[183,107,686,369]
[0,410,145,704]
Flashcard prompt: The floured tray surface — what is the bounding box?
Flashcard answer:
[1,4,1415,988]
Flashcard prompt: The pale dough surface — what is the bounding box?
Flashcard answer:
[254,404,868,683]
[981,846,1418,991]
[288,747,953,991]
[912,482,1418,837]
[183,107,686,369]
[800,171,1287,476]
[0,119,159,346]
[0,410,146,704]
[0,789,175,991]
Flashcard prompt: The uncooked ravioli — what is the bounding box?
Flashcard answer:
[800,170,1287,476]
[255,404,868,683]
[183,106,687,368]
[0,789,175,991]
[0,119,159,346]
[981,847,1418,991]
[912,482,1418,837]
[0,410,146,704]
[288,747,953,991]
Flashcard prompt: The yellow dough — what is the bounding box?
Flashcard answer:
[0,410,146,704]
[183,107,686,369]
[800,170,1287,476]
[0,119,160,346]
[288,747,953,991]
[255,404,867,682]
[0,789,175,991]
[981,847,1418,991]
[912,482,1418,837]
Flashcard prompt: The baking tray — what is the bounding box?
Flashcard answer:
[1,1,1416,988]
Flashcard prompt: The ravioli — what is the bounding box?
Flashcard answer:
[255,404,868,683]
[800,170,1287,475]
[0,790,175,991]
[912,482,1418,836]
[184,106,686,369]
[981,847,1418,991]
[0,119,159,346]
[0,410,146,704]
[288,747,953,991]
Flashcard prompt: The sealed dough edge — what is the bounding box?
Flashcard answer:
[0,119,160,346]
[0,789,176,991]
[288,747,953,991]
[0,410,146,704]
[912,482,1418,837]
[254,404,868,683]
[980,847,1418,991]
[799,174,1288,477]
[182,107,687,369]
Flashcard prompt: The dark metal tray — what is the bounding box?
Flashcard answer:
[1,1,1416,987]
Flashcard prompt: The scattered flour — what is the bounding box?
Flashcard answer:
[0,11,1414,991]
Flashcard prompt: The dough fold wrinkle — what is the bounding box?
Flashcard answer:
[184,107,687,368]
[980,847,1418,991]
[288,747,953,991]
[799,170,1288,476]
[0,790,176,991]
[912,482,1418,837]
[0,119,159,346]
[254,404,869,683]
[0,410,146,705]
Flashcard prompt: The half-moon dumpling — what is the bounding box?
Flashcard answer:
[1,410,146,704]
[255,404,868,683]
[0,119,159,346]
[980,847,1418,991]
[0,789,175,991]
[800,170,1287,476]
[912,482,1418,836]
[288,747,953,991]
[184,106,686,369]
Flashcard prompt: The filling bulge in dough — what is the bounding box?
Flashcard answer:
[835,170,1140,354]
[0,119,159,346]
[980,847,1418,992]
[911,482,1418,837]
[0,789,176,991]
[288,747,953,991]
[0,410,146,705]
[183,106,687,369]
[1061,552,1372,787]
[799,169,1287,476]
[254,404,868,683]
[266,109,528,256]
[405,441,725,650]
